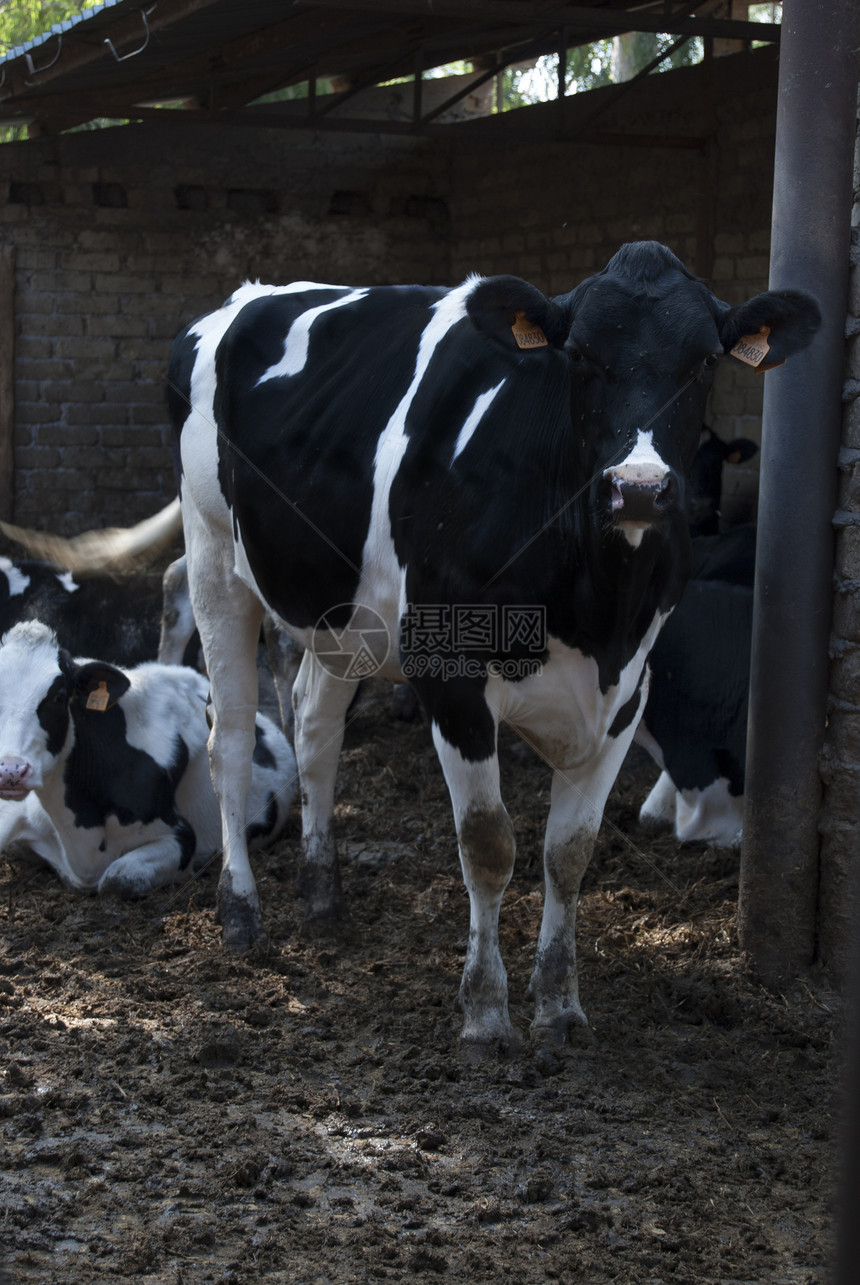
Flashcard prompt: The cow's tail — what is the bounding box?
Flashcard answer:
[0,497,183,574]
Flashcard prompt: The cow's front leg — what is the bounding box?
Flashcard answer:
[292,651,356,923]
[97,832,189,899]
[530,732,634,1047]
[432,722,518,1055]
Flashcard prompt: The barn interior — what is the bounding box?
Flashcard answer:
[0,4,857,1282]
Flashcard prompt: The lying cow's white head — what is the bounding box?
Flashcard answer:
[0,621,129,800]
[466,242,821,547]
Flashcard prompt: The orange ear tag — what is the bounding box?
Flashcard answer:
[512,310,548,350]
[86,681,111,712]
[730,324,784,372]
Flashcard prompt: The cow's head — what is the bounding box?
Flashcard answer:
[0,622,130,800]
[466,242,820,547]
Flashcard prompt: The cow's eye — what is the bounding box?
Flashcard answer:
[703,353,719,369]
[566,345,584,363]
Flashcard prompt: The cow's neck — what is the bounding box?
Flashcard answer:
[559,510,692,692]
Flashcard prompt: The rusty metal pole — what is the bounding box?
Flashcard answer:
[738,0,860,983]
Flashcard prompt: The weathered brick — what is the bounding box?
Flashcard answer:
[16,446,63,470]
[59,250,123,273]
[37,425,101,447]
[835,526,860,581]
[66,403,130,426]
[40,382,107,405]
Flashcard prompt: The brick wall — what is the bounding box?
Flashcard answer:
[0,48,778,534]
[818,127,860,977]
[0,124,450,531]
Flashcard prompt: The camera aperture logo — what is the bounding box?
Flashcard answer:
[311,603,391,680]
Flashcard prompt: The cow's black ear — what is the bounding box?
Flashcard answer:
[719,290,821,371]
[725,437,758,465]
[72,661,131,713]
[466,275,568,351]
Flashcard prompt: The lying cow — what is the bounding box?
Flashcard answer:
[0,621,296,896]
[0,554,166,668]
[0,548,289,732]
[636,523,756,846]
[167,242,818,1054]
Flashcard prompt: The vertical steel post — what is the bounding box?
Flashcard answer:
[738,0,860,982]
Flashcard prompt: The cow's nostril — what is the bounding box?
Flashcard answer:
[0,758,32,795]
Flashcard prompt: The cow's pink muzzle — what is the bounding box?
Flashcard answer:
[0,758,33,801]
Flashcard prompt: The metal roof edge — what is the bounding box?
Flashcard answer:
[0,0,122,68]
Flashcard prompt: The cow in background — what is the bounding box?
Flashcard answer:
[687,426,758,536]
[636,524,756,846]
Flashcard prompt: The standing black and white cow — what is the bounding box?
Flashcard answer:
[0,621,296,896]
[636,523,756,847]
[169,243,819,1053]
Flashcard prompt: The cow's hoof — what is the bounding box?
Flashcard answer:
[216,891,265,953]
[97,871,146,900]
[530,1009,595,1050]
[296,865,345,925]
[457,1013,522,1063]
[458,1031,523,1065]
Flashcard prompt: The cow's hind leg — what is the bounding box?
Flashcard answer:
[292,650,357,923]
[432,720,518,1056]
[184,520,265,951]
[529,731,635,1048]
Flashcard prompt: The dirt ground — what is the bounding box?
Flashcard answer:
[0,680,841,1284]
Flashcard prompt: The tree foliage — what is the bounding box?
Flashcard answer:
[0,0,98,56]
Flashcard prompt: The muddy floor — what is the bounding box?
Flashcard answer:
[0,681,842,1284]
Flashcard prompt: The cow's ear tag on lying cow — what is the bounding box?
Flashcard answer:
[512,310,548,350]
[85,681,111,713]
[730,325,784,372]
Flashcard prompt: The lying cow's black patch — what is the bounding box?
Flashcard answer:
[252,722,276,770]
[37,673,71,758]
[65,700,190,835]
[245,792,277,845]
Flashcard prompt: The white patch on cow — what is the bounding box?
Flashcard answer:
[357,283,475,668]
[675,778,743,847]
[603,429,671,548]
[638,769,676,827]
[256,288,369,384]
[0,557,30,599]
[451,381,506,464]
[680,780,744,847]
[225,279,337,309]
[604,429,669,489]
[490,617,661,773]
[639,769,743,847]
[56,571,78,594]
[0,622,69,789]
